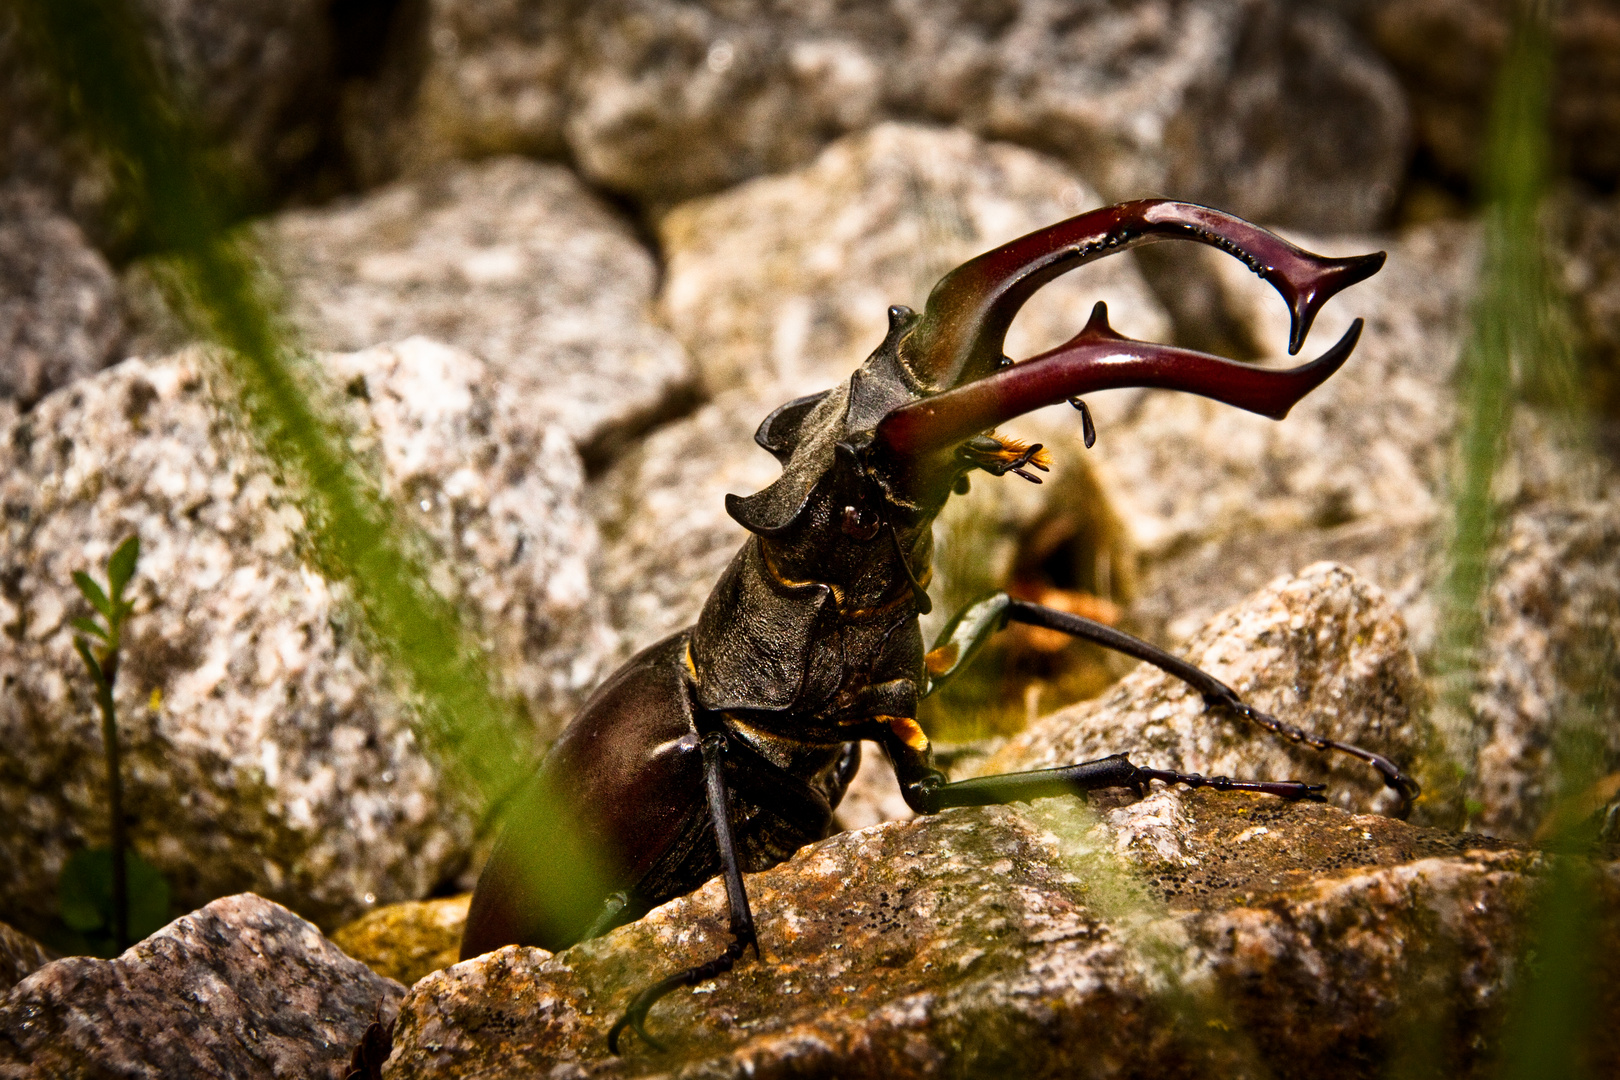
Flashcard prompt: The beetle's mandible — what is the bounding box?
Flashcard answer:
[460,199,1419,1052]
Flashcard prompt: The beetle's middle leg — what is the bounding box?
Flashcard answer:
[922,591,1419,813]
[609,730,758,1055]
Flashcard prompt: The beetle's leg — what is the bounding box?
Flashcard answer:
[896,750,1325,813]
[921,592,1419,814]
[609,731,758,1055]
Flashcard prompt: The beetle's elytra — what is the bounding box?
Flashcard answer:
[460,199,1417,1053]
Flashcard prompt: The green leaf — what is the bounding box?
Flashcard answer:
[58,848,112,932]
[57,847,171,944]
[73,571,112,618]
[73,636,104,686]
[107,536,139,603]
[70,616,108,641]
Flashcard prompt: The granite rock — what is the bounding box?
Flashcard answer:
[128,157,695,467]
[0,338,612,936]
[1551,188,1620,438]
[985,562,1428,818]
[0,187,126,407]
[1357,0,1620,196]
[0,0,350,250]
[0,921,53,996]
[0,893,404,1080]
[1471,496,1620,837]
[408,0,1408,230]
[332,893,471,987]
[1111,215,1620,835]
[380,788,1602,1079]
[659,124,1169,401]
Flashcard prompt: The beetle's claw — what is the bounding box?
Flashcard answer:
[608,996,666,1055]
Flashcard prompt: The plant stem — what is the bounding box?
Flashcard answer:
[95,649,127,952]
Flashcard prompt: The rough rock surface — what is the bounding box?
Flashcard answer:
[660,124,1169,401]
[597,124,1167,656]
[0,893,405,1080]
[332,893,471,987]
[382,789,1604,1079]
[0,187,126,406]
[1553,189,1620,436]
[410,0,1408,230]
[1471,495,1620,837]
[368,561,1520,1079]
[1356,0,1620,196]
[1098,222,1477,595]
[1113,216,1620,835]
[985,562,1427,818]
[0,0,349,248]
[0,339,613,936]
[128,157,694,466]
[0,921,52,996]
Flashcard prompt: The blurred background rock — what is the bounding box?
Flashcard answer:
[2,0,1617,945]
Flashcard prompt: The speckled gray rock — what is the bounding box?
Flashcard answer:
[1109,215,1620,836]
[660,124,1169,400]
[128,157,694,466]
[380,787,1604,1079]
[408,1,1408,230]
[0,187,126,406]
[0,338,613,936]
[0,893,404,1080]
[0,921,53,996]
[985,562,1427,818]
[0,0,348,249]
[596,124,1166,656]
[1471,496,1620,837]
[1097,222,1477,593]
[1356,0,1620,195]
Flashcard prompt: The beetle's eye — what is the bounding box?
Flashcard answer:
[840,505,880,540]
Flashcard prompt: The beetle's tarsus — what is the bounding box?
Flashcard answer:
[1206,694,1422,817]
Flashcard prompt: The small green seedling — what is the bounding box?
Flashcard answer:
[64,536,169,955]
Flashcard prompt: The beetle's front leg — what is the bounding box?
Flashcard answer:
[609,731,758,1055]
[884,726,1324,815]
[920,592,1419,814]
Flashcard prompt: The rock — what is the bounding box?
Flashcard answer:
[0,338,614,937]
[1551,188,1620,443]
[0,893,404,1080]
[128,157,695,467]
[1472,496,1620,838]
[1097,222,1478,593]
[985,562,1428,818]
[0,0,355,250]
[1357,0,1620,197]
[409,1,1408,230]
[0,186,126,407]
[660,124,1169,401]
[597,124,1166,659]
[381,788,1604,1078]
[0,920,53,996]
[331,894,470,987]
[1111,215,1620,836]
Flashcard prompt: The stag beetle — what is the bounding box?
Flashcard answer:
[461,199,1419,1052]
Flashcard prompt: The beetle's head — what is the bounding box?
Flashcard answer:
[726,201,1386,604]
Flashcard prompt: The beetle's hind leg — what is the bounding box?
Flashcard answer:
[609,731,759,1055]
[922,592,1419,815]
